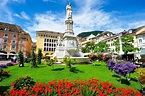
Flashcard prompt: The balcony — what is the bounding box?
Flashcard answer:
[11,42,16,45]
[11,48,16,52]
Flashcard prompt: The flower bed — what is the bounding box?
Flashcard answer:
[0,62,18,68]
[3,78,142,96]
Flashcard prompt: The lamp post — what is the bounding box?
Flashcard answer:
[118,33,124,55]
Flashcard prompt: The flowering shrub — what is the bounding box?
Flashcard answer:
[0,69,10,82]
[11,76,35,90]
[0,64,7,68]
[136,68,145,82]
[0,62,18,68]
[3,78,141,96]
[107,59,116,71]
[113,62,136,77]
[89,53,112,62]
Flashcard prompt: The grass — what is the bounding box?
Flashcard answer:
[0,61,141,94]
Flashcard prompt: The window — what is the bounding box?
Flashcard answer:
[13,34,16,38]
[4,39,7,42]
[3,45,6,49]
[139,39,142,43]
[20,39,23,44]
[4,33,8,37]
[11,45,16,50]
[12,40,16,43]
[20,45,23,51]
[44,43,46,46]
[44,38,46,42]
[44,47,46,51]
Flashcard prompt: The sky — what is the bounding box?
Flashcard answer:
[0,0,145,42]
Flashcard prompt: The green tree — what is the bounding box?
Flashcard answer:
[63,56,77,68]
[114,36,139,54]
[82,47,90,53]
[84,41,95,53]
[45,56,58,69]
[94,41,109,52]
[31,50,37,68]
[37,49,42,64]
[18,50,24,67]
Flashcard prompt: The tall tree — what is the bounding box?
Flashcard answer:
[94,41,109,52]
[114,36,139,54]
[18,50,24,67]
[31,50,37,68]
[37,49,42,64]
[84,41,95,53]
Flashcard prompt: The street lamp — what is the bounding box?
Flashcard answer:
[118,32,124,55]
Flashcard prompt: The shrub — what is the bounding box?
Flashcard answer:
[0,64,7,68]
[137,68,145,78]
[0,69,10,82]
[18,50,24,67]
[31,50,37,68]
[11,76,35,90]
[63,56,77,68]
[107,59,116,71]
[37,49,42,64]
[6,63,14,66]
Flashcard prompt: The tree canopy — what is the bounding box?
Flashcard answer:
[114,36,139,54]
[94,41,109,53]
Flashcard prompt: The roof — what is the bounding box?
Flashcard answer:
[0,22,24,33]
[136,31,145,36]
[102,34,119,41]
[36,30,64,35]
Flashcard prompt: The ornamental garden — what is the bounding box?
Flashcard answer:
[0,49,145,96]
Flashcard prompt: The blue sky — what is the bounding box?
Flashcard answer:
[0,0,145,41]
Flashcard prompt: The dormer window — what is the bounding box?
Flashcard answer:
[4,33,8,37]
[139,39,142,43]
[5,28,9,31]
[13,34,16,38]
[129,30,132,33]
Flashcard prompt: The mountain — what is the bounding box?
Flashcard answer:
[77,31,103,38]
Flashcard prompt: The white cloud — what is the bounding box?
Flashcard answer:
[13,13,21,18]
[25,0,145,41]
[13,11,30,20]
[12,0,25,3]
[0,0,13,22]
[20,11,30,20]
[43,0,56,3]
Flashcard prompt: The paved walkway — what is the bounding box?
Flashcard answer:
[0,60,11,64]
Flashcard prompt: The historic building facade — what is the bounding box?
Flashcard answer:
[36,31,63,57]
[0,22,32,58]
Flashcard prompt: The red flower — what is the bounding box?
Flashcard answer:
[8,70,10,74]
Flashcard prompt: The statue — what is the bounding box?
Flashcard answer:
[66,2,72,20]
[57,36,62,46]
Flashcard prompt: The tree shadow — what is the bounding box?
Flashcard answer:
[117,78,130,85]
[0,86,10,95]
[69,67,84,73]
[52,68,64,71]
[130,77,138,82]
[36,65,47,68]
[112,74,121,78]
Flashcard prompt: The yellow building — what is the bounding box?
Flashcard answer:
[36,31,63,57]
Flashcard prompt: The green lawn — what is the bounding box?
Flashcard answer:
[0,62,141,94]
